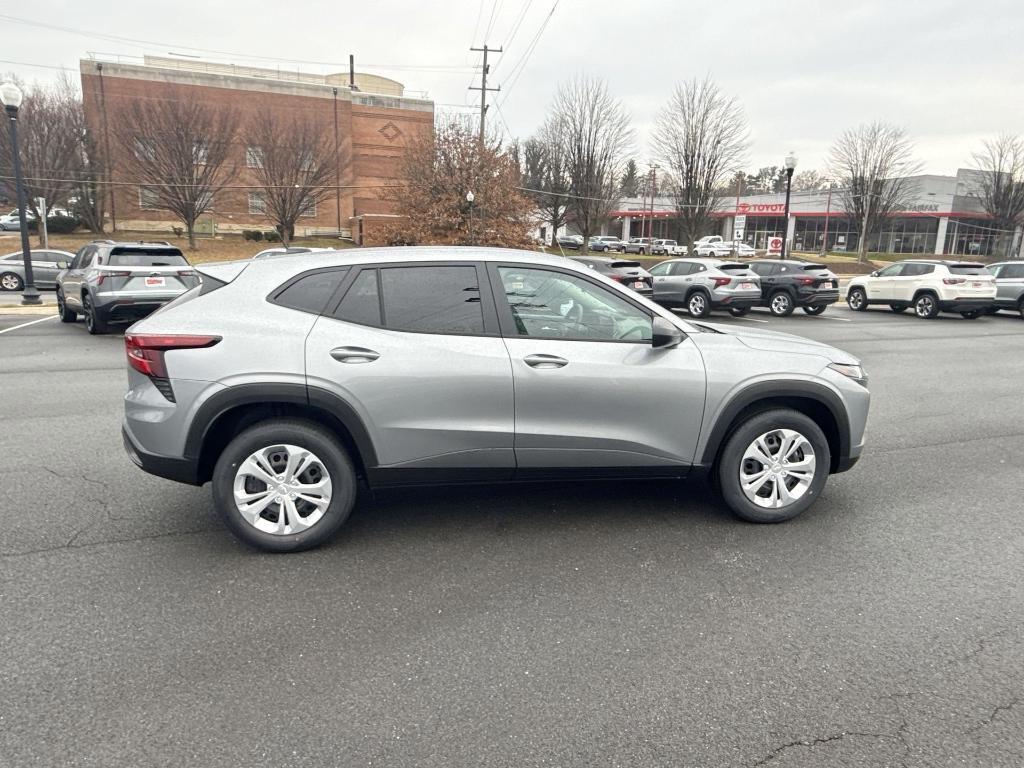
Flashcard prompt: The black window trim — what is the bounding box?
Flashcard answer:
[486,261,666,346]
[324,261,502,338]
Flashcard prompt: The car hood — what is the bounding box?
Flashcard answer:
[688,320,860,364]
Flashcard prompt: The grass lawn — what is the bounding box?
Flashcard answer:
[19,232,357,265]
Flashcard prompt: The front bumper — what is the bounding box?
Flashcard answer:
[122,423,201,485]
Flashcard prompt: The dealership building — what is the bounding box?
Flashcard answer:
[608,169,1016,257]
[79,55,433,241]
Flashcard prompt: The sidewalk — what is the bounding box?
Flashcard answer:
[0,292,58,315]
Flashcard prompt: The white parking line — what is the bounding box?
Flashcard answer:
[817,314,852,322]
[734,316,769,323]
[0,314,58,335]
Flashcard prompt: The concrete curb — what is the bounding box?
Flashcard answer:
[0,306,58,316]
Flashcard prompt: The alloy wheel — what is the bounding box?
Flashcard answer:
[688,293,707,316]
[770,293,792,315]
[232,443,333,535]
[847,289,865,310]
[739,429,817,509]
[915,295,936,318]
[1,273,22,291]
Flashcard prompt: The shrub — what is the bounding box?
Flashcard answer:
[45,214,80,234]
[264,231,280,242]
[242,230,264,242]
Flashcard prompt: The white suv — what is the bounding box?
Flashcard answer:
[845,260,997,318]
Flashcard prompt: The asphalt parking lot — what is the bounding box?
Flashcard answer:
[2,304,1023,767]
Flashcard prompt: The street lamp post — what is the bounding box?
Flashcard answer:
[1,82,41,305]
[780,152,797,261]
[820,180,833,257]
[466,190,475,246]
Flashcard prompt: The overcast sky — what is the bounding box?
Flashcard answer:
[2,0,1021,176]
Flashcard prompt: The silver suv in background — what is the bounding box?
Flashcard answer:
[121,247,869,553]
[988,261,1024,318]
[57,241,200,334]
[648,258,762,317]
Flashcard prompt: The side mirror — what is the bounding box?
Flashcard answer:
[56,260,70,269]
[652,316,684,349]
[870,270,879,277]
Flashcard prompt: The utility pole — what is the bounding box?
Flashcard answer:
[469,45,502,144]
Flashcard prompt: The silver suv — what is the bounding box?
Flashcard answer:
[648,257,762,317]
[121,247,869,552]
[988,261,1024,318]
[57,241,200,334]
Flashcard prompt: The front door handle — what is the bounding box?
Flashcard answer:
[524,353,568,369]
[330,346,380,364]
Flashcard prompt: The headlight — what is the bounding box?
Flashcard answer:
[828,362,867,385]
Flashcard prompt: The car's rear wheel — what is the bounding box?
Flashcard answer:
[1,272,23,291]
[57,290,77,323]
[728,306,751,317]
[687,291,711,318]
[82,293,109,334]
[802,304,828,315]
[212,420,358,552]
[768,290,795,317]
[847,287,867,311]
[717,409,830,523]
[914,293,939,319]
[889,303,908,313]
[1017,297,1024,320]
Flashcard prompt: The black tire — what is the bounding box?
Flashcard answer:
[802,304,827,316]
[913,292,939,319]
[717,408,831,524]
[686,290,711,318]
[847,287,867,311]
[211,419,358,553]
[960,310,981,319]
[768,290,795,317]
[728,306,751,317]
[1,272,24,292]
[82,293,109,335]
[1018,298,1024,320]
[889,303,908,313]
[57,290,77,323]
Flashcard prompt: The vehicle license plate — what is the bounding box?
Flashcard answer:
[145,276,166,287]
[633,281,645,289]
[740,282,756,290]
[972,281,983,288]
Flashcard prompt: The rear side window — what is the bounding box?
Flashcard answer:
[380,266,484,334]
[903,263,935,276]
[273,269,349,314]
[334,269,381,326]
[108,250,188,267]
[1000,264,1024,278]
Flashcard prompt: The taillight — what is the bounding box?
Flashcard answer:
[177,270,196,277]
[95,271,130,286]
[713,277,731,288]
[125,334,221,401]
[608,274,625,282]
[943,277,966,285]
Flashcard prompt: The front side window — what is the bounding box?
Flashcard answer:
[876,264,904,277]
[380,266,483,334]
[497,267,651,342]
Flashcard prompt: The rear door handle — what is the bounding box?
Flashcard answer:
[330,346,380,364]
[524,353,568,369]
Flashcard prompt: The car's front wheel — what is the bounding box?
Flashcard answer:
[802,304,828,315]
[57,290,77,323]
[1,272,24,291]
[212,420,358,552]
[687,291,711,318]
[717,409,831,523]
[768,290,795,317]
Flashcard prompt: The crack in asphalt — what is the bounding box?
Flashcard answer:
[966,697,1021,736]
[959,629,1010,664]
[0,525,221,559]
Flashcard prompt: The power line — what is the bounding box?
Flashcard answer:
[496,0,559,105]
[491,0,535,75]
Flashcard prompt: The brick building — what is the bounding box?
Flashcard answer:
[79,55,433,241]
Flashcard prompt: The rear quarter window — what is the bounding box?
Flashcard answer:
[272,268,349,315]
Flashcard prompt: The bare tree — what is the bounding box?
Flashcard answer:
[550,77,632,252]
[652,77,748,249]
[523,116,570,245]
[829,122,921,262]
[380,114,533,248]
[0,76,84,242]
[115,87,239,249]
[970,134,1024,259]
[791,169,831,192]
[246,112,336,247]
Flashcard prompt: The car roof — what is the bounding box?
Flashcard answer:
[897,259,984,266]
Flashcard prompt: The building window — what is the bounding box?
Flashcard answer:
[246,146,263,168]
[134,137,156,162]
[299,152,315,172]
[248,193,266,214]
[193,142,208,165]
[139,186,161,210]
[197,191,214,211]
[944,218,997,257]
[300,199,316,218]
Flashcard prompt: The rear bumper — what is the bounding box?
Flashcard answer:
[938,298,995,312]
[122,423,201,485]
[95,293,181,323]
[710,293,761,309]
